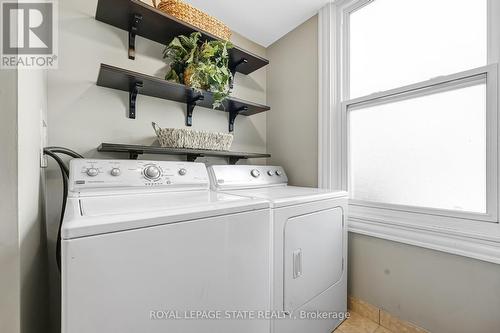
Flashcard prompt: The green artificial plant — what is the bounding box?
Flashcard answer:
[163,32,234,109]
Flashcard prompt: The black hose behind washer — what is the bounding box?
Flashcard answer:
[43,147,83,272]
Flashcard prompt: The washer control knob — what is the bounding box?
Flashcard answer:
[275,170,283,176]
[267,170,274,176]
[86,168,99,177]
[251,169,260,178]
[178,168,187,176]
[110,168,121,177]
[144,165,161,180]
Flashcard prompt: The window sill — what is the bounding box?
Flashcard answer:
[348,206,500,264]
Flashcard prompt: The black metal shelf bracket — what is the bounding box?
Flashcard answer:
[128,13,143,60]
[186,94,204,126]
[229,156,246,165]
[186,154,202,162]
[229,106,248,132]
[128,150,142,159]
[129,81,143,119]
[230,58,248,88]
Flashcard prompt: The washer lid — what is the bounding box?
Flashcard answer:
[62,190,269,239]
[222,186,348,207]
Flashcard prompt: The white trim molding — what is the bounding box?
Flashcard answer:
[318,0,500,264]
[318,2,337,190]
[348,217,500,265]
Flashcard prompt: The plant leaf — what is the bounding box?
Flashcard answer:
[163,32,234,110]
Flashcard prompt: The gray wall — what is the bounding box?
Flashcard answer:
[45,0,267,331]
[0,69,20,333]
[48,0,267,157]
[349,233,500,333]
[266,13,500,333]
[267,15,318,187]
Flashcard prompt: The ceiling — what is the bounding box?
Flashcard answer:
[183,0,330,47]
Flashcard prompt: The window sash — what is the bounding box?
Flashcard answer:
[341,0,490,100]
[341,65,499,222]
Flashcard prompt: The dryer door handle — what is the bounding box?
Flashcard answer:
[293,249,302,279]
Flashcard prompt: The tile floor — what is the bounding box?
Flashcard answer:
[334,312,394,333]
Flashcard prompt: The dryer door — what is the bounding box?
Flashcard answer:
[283,207,344,312]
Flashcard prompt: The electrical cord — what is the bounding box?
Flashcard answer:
[43,147,83,272]
[45,146,84,159]
[44,149,69,177]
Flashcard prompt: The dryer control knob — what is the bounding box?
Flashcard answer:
[267,170,274,176]
[144,165,161,180]
[178,168,187,176]
[275,170,283,176]
[251,169,260,178]
[110,168,121,177]
[86,168,99,177]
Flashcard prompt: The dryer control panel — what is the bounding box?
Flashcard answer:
[208,165,288,190]
[68,159,209,194]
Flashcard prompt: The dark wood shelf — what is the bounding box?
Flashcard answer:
[98,143,271,164]
[97,64,269,115]
[97,64,270,131]
[95,0,269,75]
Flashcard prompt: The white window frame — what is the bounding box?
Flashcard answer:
[318,0,500,264]
[343,65,498,222]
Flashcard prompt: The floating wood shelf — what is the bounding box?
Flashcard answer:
[98,143,271,164]
[96,64,270,132]
[95,0,269,75]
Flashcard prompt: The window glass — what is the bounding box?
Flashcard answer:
[349,0,487,98]
[349,83,487,213]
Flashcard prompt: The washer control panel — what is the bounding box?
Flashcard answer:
[208,165,288,190]
[69,159,209,193]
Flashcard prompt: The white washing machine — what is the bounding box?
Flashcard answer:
[61,159,272,333]
[208,165,348,333]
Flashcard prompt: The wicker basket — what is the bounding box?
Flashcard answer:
[152,0,232,41]
[152,122,233,151]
